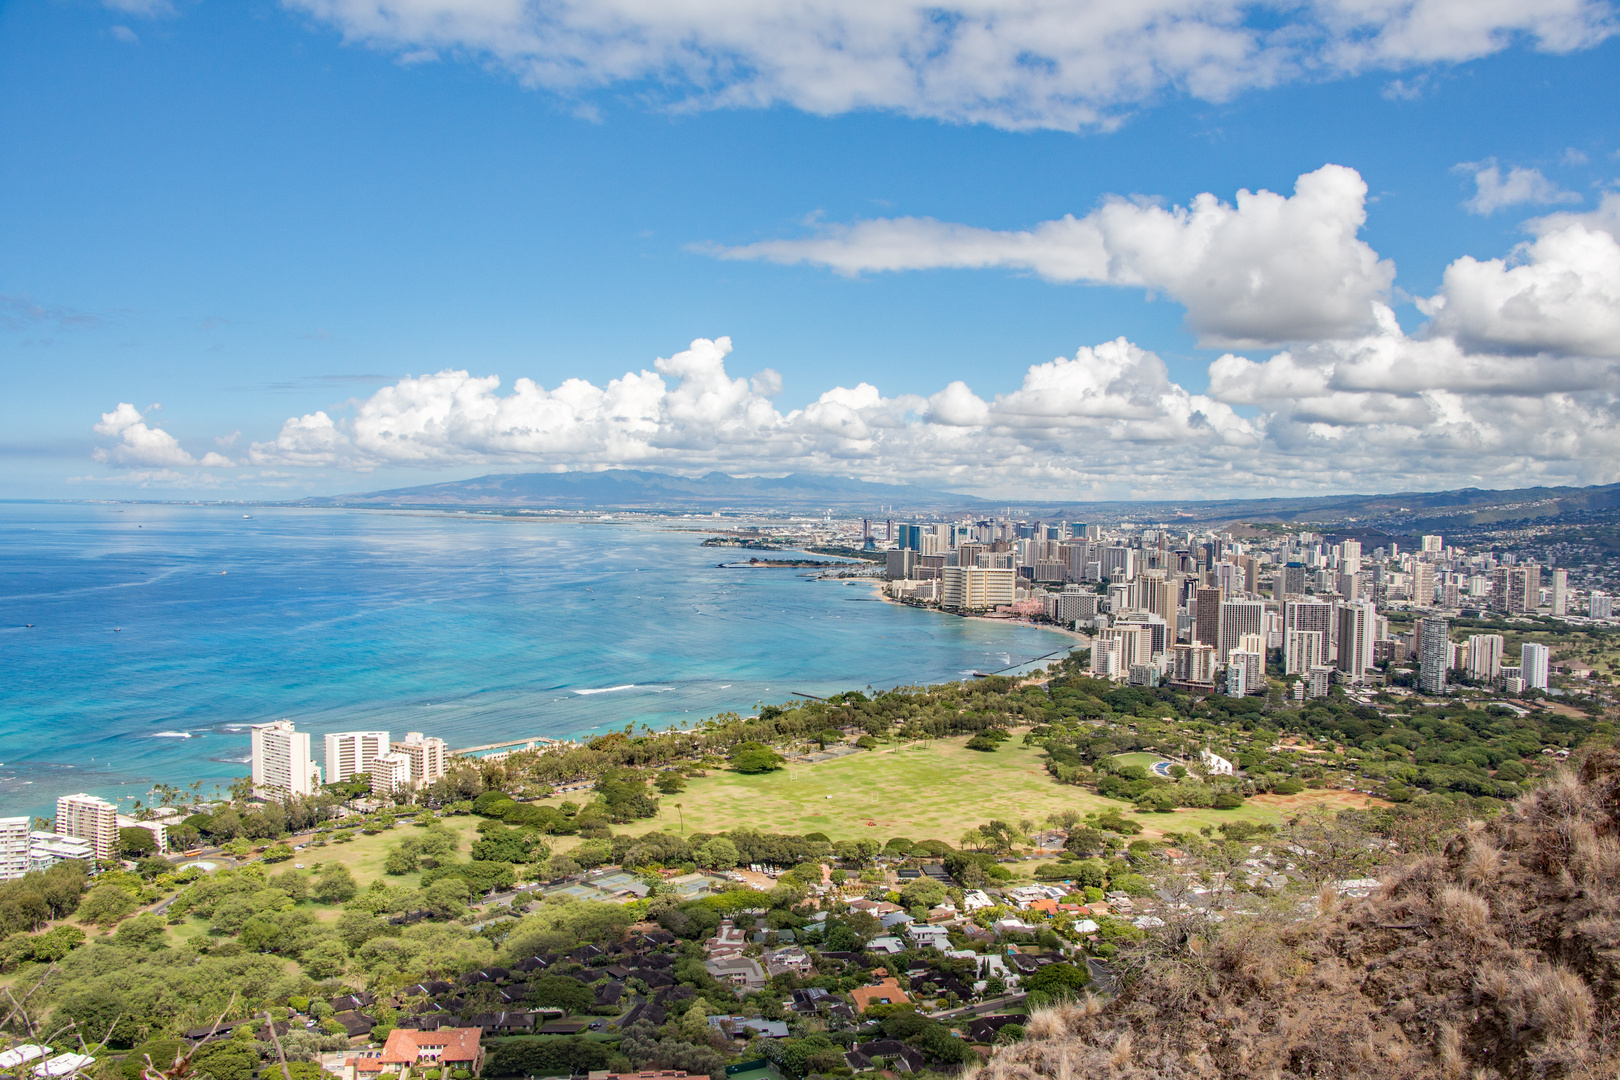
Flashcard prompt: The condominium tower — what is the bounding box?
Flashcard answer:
[251,720,322,798]
[55,793,118,860]
[325,731,390,785]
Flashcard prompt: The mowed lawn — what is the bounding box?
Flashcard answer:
[621,737,1138,844]
[1110,751,1175,770]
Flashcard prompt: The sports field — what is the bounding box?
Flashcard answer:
[617,735,1287,844]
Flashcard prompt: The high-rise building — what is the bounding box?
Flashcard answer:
[1339,539,1362,577]
[1193,586,1223,649]
[394,732,449,784]
[1335,600,1377,683]
[1217,599,1265,663]
[940,567,1016,611]
[1421,535,1444,553]
[1277,562,1307,599]
[1090,637,1122,679]
[1099,546,1136,583]
[885,549,917,580]
[1521,642,1550,690]
[251,720,322,798]
[55,793,118,860]
[1466,634,1505,681]
[1592,592,1614,619]
[325,731,390,786]
[1412,563,1436,607]
[1551,569,1568,616]
[1416,617,1450,694]
[370,752,414,797]
[1285,629,1326,674]
[1139,570,1176,623]
[896,524,922,552]
[0,817,29,882]
[1170,643,1217,685]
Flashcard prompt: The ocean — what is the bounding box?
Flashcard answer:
[0,503,1075,818]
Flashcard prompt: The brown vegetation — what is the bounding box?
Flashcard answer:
[970,741,1620,1079]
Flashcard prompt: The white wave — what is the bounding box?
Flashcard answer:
[573,684,638,695]
[149,731,193,738]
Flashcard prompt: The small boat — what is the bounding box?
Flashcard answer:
[242,514,252,519]
[114,628,122,633]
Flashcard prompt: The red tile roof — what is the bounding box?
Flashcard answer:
[379,1027,482,1065]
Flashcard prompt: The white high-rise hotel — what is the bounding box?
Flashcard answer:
[55,793,119,860]
[325,731,390,785]
[251,720,322,798]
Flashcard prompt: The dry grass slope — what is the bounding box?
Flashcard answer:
[969,741,1620,1080]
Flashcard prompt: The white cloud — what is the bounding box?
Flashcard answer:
[92,403,237,468]
[1458,161,1582,215]
[282,0,1617,132]
[1424,193,1620,356]
[1204,305,1620,488]
[111,25,140,44]
[105,308,1620,497]
[711,165,1394,347]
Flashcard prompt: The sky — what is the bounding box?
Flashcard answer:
[3,0,1619,501]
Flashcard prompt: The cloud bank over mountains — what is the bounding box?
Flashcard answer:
[282,0,1615,131]
[92,168,1620,498]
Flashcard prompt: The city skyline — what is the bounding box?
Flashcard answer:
[4,2,1619,501]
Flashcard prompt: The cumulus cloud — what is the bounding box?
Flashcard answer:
[1424,193,1620,356]
[712,165,1394,347]
[1205,305,1620,489]
[282,0,1617,132]
[1458,161,1582,215]
[93,403,236,468]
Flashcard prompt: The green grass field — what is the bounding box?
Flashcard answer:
[613,735,1286,844]
[1109,752,1175,770]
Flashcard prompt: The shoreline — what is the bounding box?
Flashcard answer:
[867,577,1092,644]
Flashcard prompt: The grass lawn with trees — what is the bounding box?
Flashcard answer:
[617,734,1290,844]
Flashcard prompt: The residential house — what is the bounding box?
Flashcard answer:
[364,1027,484,1077]
[703,956,766,990]
[849,978,909,1012]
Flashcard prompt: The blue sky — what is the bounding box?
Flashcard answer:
[4,0,1619,499]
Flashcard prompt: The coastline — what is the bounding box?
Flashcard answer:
[867,577,1092,644]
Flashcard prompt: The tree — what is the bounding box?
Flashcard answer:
[311,864,358,904]
[190,1041,260,1080]
[300,937,349,980]
[119,827,159,858]
[77,883,139,927]
[1022,961,1091,999]
[730,742,785,774]
[385,849,417,875]
[655,772,687,794]
[528,973,596,1013]
[694,837,740,871]
[424,878,471,918]
[965,734,1000,752]
[112,912,168,950]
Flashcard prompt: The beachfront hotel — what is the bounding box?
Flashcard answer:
[55,792,118,860]
[324,730,390,786]
[250,720,322,798]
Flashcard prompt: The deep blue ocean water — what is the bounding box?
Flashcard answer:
[0,503,1073,818]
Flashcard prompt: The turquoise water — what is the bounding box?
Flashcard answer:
[0,503,1074,817]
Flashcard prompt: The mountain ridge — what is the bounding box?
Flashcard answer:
[298,470,1620,529]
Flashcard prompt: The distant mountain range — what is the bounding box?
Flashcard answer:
[299,469,1620,531]
[298,469,980,510]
